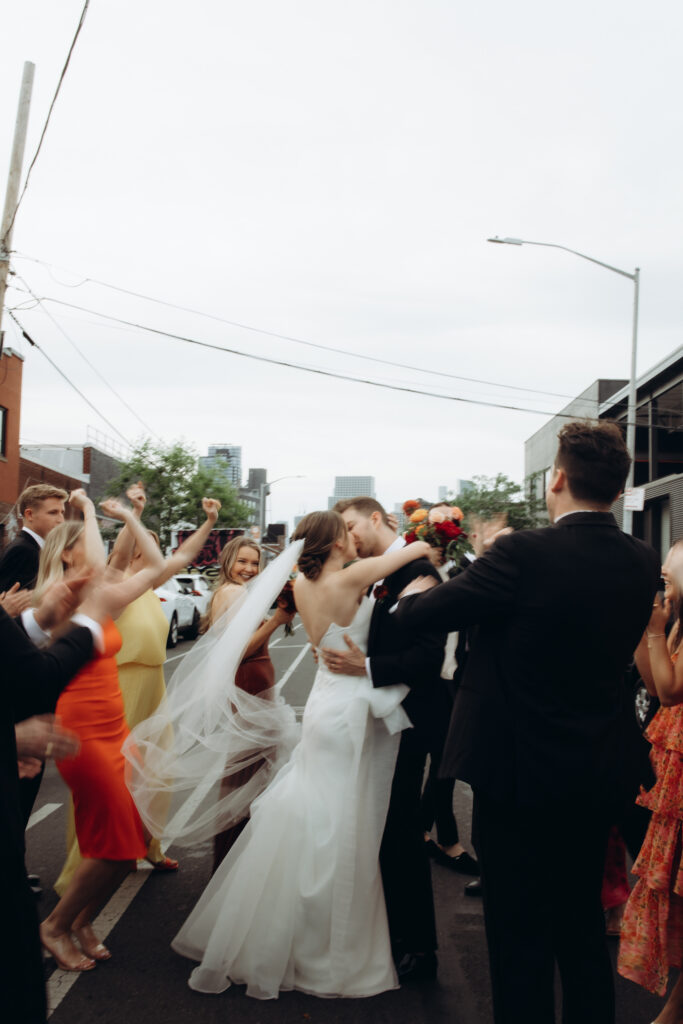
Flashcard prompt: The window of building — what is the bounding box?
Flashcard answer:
[652,382,683,482]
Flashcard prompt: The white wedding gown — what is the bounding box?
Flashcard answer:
[171,596,411,1000]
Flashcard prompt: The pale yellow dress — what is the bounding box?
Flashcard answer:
[54,589,170,894]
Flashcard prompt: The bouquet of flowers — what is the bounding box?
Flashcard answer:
[402,500,469,562]
[276,577,297,636]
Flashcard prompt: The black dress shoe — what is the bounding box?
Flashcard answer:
[396,951,438,983]
[464,878,482,897]
[27,874,41,887]
[434,848,480,876]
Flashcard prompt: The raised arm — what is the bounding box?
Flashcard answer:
[341,540,432,594]
[98,499,165,614]
[69,489,106,571]
[639,599,683,705]
[107,483,146,572]
[154,498,221,586]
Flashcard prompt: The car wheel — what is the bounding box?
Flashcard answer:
[187,608,200,640]
[167,613,179,648]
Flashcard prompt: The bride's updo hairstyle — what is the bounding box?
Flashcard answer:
[292,511,347,581]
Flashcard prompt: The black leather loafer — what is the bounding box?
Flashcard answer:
[396,951,438,983]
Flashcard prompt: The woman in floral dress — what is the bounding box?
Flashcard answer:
[618,540,683,1022]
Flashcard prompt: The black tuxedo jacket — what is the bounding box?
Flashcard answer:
[394,513,660,806]
[367,556,446,735]
[1,608,94,870]
[0,530,41,592]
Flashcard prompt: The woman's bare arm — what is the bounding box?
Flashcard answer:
[154,498,221,586]
[339,540,432,594]
[69,489,106,571]
[107,483,146,572]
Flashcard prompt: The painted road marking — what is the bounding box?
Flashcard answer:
[46,863,153,1017]
[26,802,61,831]
[275,643,311,692]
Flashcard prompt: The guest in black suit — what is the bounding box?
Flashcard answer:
[322,497,445,982]
[2,580,98,1024]
[0,485,68,832]
[0,484,68,592]
[394,421,660,1024]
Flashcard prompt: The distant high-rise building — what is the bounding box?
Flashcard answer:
[438,485,448,501]
[239,468,268,524]
[328,476,375,509]
[199,444,242,488]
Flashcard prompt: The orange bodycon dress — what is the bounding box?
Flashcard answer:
[55,618,146,861]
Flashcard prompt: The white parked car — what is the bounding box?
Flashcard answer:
[154,577,200,648]
[174,574,213,618]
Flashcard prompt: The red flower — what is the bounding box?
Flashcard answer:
[435,521,463,540]
[276,579,297,616]
[373,584,389,602]
[403,530,418,544]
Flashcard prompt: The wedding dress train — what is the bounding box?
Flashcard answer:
[172,596,411,999]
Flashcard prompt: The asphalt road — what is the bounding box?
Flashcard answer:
[24,625,663,1024]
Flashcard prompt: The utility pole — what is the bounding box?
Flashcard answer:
[0,62,35,341]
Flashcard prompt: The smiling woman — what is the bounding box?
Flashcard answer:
[206,536,296,872]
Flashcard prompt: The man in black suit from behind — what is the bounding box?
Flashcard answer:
[0,485,68,837]
[322,497,445,982]
[2,580,101,1024]
[0,484,68,592]
[394,421,660,1024]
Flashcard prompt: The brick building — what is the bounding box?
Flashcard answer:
[0,347,24,549]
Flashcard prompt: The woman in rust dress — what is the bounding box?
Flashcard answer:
[209,536,295,872]
[37,492,165,973]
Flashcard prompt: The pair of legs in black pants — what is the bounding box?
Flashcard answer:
[473,791,613,1024]
[380,728,437,957]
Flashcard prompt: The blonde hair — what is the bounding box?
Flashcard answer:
[19,484,68,516]
[34,521,84,602]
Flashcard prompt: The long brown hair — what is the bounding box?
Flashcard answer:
[291,510,347,580]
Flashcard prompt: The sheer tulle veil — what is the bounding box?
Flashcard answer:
[122,539,304,846]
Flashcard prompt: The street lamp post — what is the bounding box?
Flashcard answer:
[258,475,306,537]
[488,237,640,534]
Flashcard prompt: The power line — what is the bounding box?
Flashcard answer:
[12,273,161,440]
[3,1,91,241]
[7,310,133,447]
[37,295,642,424]
[12,251,586,404]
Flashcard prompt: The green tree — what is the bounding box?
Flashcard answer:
[105,440,251,551]
[454,472,548,533]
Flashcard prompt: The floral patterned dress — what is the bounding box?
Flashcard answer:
[618,653,683,995]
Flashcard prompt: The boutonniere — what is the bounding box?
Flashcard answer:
[373,584,389,602]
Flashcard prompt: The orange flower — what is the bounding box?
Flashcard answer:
[410,508,428,523]
[451,506,463,521]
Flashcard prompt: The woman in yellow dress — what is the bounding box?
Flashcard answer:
[54,487,221,893]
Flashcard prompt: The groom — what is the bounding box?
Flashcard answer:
[322,497,445,981]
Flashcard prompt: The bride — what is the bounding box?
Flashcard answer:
[128,510,430,1000]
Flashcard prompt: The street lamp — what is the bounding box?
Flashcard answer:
[258,475,306,537]
[488,236,640,534]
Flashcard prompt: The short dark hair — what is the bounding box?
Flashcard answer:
[292,510,347,580]
[332,496,389,526]
[554,420,631,505]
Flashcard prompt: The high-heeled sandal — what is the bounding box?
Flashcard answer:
[40,925,96,972]
[147,855,179,872]
[73,925,112,961]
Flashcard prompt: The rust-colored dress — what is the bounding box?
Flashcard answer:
[55,618,147,861]
[212,638,275,873]
[618,652,683,995]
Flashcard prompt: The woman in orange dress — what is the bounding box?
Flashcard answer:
[618,539,683,1022]
[208,536,295,872]
[37,491,165,973]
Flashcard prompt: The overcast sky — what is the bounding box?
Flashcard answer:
[3,0,682,526]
